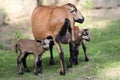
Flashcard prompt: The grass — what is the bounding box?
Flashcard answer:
[82,0,94,9]
[0,19,120,80]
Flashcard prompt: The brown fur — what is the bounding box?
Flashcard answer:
[49,26,90,67]
[15,39,45,55]
[31,3,84,75]
[15,39,50,75]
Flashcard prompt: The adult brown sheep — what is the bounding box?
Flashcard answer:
[31,3,84,75]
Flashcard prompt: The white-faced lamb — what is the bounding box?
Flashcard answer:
[14,39,51,75]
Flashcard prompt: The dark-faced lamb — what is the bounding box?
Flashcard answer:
[49,26,90,67]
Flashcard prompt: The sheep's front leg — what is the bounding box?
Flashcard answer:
[82,42,89,62]
[34,55,39,75]
[38,56,43,73]
[53,38,65,75]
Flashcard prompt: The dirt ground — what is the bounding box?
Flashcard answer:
[0,6,120,79]
[0,6,120,49]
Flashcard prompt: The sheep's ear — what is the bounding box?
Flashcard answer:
[36,40,45,44]
[66,3,76,13]
[36,40,42,43]
[83,28,90,35]
[83,28,89,32]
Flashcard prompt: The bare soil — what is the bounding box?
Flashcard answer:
[0,7,120,49]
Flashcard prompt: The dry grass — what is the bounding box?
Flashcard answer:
[0,7,120,80]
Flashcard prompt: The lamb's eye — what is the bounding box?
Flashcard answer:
[83,32,88,36]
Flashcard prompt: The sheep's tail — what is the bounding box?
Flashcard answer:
[14,42,18,54]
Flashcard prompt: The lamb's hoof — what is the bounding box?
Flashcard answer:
[60,71,65,75]
[18,72,24,75]
[67,63,72,68]
[24,68,30,72]
[38,69,42,73]
[74,61,78,65]
[34,72,39,75]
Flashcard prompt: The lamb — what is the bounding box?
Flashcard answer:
[49,26,90,67]
[14,39,52,75]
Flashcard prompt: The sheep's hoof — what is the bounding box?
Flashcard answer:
[67,63,72,68]
[67,65,72,68]
[49,60,55,65]
[60,71,65,75]
[38,69,42,73]
[24,68,30,72]
[85,58,89,62]
[34,72,39,75]
[18,72,24,75]
[74,61,78,65]
[49,62,55,65]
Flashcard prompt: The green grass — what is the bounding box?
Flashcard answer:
[0,19,120,80]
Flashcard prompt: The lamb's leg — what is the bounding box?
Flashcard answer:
[73,47,79,65]
[82,41,89,62]
[67,42,74,68]
[34,55,39,75]
[38,56,43,73]
[22,53,30,72]
[49,41,55,65]
[17,51,25,75]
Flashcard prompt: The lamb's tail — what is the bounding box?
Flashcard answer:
[14,42,18,54]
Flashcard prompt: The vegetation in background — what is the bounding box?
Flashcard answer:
[0,19,120,80]
[0,6,9,19]
[9,30,30,41]
[0,41,6,50]
[81,0,94,9]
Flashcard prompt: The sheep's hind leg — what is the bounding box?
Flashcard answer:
[17,52,25,75]
[22,53,30,72]
[54,38,65,75]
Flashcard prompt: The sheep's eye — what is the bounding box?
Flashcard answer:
[83,32,88,36]
[71,9,76,13]
[43,42,46,45]
[70,7,77,13]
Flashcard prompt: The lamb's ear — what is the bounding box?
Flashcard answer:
[36,40,41,42]
[83,28,90,36]
[83,28,90,41]
[83,28,89,32]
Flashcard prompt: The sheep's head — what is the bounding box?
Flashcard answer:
[41,39,53,50]
[65,3,84,23]
[82,29,90,41]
